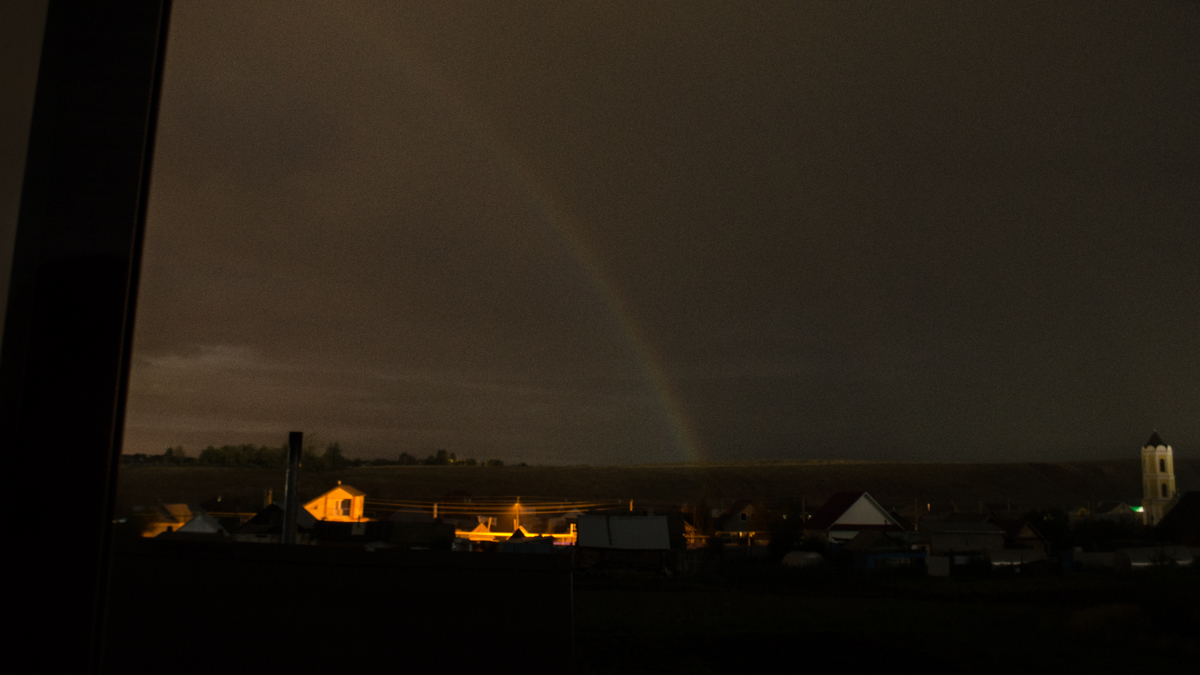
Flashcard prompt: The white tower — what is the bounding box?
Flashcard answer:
[1140,430,1177,526]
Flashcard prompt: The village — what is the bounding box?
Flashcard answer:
[125,431,1197,577]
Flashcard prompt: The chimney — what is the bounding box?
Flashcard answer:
[283,431,302,545]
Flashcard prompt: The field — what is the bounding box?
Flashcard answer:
[115,457,1200,514]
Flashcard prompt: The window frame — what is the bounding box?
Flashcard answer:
[1,2,171,669]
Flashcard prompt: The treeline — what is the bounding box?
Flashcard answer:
[396,449,506,467]
[121,445,508,469]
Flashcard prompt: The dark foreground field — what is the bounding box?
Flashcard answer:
[574,564,1198,673]
[116,458,1200,513]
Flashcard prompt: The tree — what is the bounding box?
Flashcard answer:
[322,442,347,471]
[398,452,418,465]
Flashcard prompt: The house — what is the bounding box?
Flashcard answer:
[304,482,368,522]
[804,492,906,546]
[712,500,767,544]
[233,502,316,544]
[920,514,1006,556]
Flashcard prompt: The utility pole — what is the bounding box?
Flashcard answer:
[283,431,302,545]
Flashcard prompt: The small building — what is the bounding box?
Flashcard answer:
[804,492,906,546]
[304,482,368,522]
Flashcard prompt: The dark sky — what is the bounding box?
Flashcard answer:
[125,1,1200,464]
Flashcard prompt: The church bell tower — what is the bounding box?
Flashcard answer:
[1141,430,1177,526]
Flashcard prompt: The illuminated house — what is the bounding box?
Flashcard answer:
[304,482,369,522]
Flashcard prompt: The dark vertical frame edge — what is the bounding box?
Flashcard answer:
[0,2,173,672]
[93,2,173,671]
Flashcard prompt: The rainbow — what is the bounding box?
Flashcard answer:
[499,159,705,462]
[326,11,705,461]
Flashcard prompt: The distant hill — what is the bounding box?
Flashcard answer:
[115,458,1199,514]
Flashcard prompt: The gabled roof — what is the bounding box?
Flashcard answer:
[177,512,228,535]
[315,484,366,498]
[805,492,903,532]
[1146,430,1167,448]
[714,499,757,530]
[718,499,754,519]
[159,503,195,522]
[993,518,1044,541]
[238,502,316,534]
